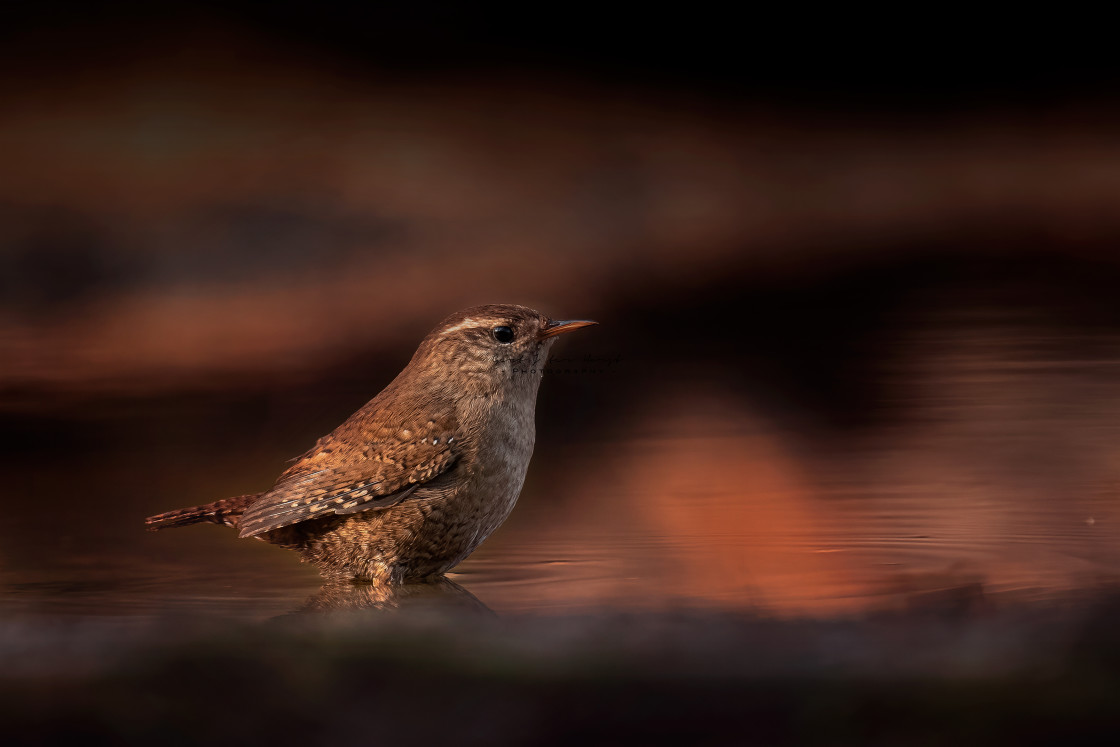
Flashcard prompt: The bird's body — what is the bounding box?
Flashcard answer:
[146,304,594,583]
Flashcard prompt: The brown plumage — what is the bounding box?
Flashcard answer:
[146,304,595,583]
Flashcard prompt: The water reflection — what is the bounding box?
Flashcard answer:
[458,316,1120,616]
[296,578,494,616]
[3,315,1120,621]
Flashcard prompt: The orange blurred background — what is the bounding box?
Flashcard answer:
[4,5,1120,617]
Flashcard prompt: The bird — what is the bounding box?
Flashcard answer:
[145,304,596,583]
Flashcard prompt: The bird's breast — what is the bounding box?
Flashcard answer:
[438,394,537,551]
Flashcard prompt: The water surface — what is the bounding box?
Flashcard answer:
[5,319,1120,624]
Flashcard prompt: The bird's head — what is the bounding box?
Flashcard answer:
[412,304,596,395]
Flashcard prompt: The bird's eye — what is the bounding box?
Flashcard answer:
[491,326,515,344]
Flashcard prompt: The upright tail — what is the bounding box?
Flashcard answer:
[145,494,261,531]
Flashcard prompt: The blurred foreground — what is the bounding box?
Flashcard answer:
[5,594,1120,745]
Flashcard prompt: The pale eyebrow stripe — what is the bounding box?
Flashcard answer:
[440,318,484,334]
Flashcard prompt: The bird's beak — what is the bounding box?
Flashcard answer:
[538,319,598,340]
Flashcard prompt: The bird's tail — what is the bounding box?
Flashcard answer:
[145,494,261,531]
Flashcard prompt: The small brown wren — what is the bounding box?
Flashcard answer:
[146,304,596,583]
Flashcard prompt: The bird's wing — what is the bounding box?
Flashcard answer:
[237,424,460,538]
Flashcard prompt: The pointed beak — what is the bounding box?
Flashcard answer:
[538,319,598,340]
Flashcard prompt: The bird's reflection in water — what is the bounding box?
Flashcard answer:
[294,576,495,617]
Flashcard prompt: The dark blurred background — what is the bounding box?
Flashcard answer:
[6,4,1120,742]
[6,0,1120,603]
